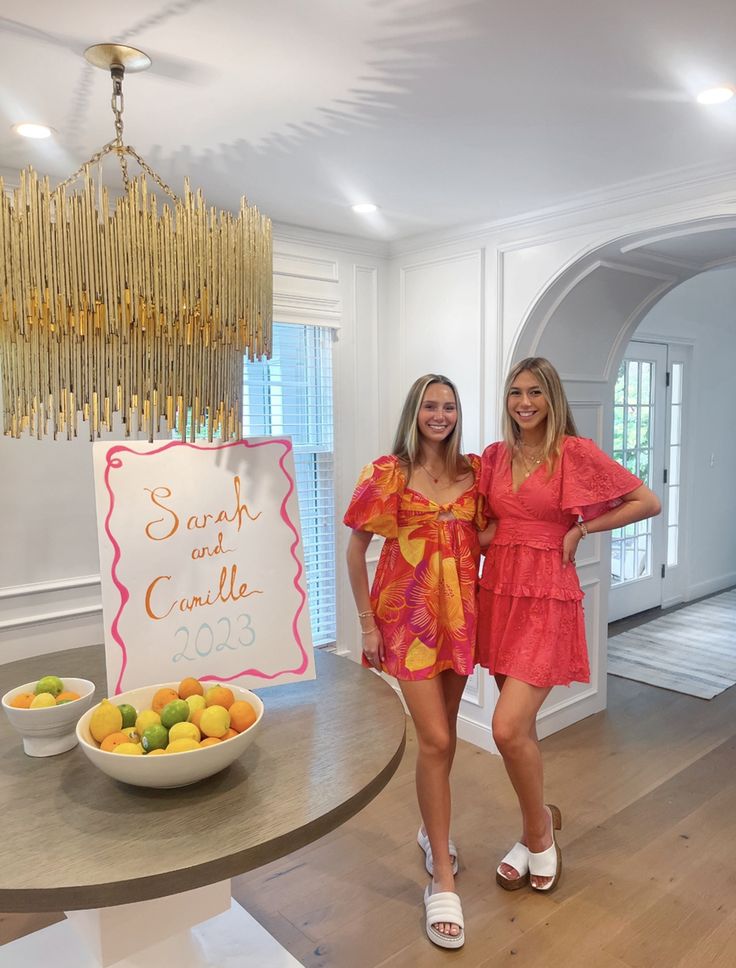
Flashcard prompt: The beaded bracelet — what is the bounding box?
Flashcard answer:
[361,626,378,635]
[575,521,588,538]
[357,609,373,619]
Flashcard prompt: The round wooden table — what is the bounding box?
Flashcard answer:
[0,645,405,966]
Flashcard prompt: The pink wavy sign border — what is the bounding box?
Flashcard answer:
[102,439,310,694]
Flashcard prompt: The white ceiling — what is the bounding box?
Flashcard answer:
[1,0,735,241]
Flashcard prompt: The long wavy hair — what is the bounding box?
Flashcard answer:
[502,357,578,467]
[392,374,470,479]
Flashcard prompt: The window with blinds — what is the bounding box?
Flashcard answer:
[242,323,336,647]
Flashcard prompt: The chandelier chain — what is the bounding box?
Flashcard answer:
[55,67,180,202]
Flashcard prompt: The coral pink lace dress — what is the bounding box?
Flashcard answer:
[477,436,642,687]
[344,455,486,681]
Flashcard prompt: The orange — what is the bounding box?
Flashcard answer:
[151,688,179,714]
[56,691,81,703]
[100,731,131,752]
[205,685,235,710]
[221,728,239,740]
[229,700,257,733]
[189,707,205,731]
[199,737,222,748]
[10,693,34,709]
[178,677,204,700]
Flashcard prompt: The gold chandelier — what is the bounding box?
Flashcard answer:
[0,44,272,442]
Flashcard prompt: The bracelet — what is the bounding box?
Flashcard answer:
[361,626,378,635]
[575,521,588,538]
[357,609,373,619]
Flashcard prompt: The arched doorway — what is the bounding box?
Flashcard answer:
[508,215,736,733]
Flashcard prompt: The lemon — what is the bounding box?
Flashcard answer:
[113,742,143,755]
[166,738,200,753]
[141,724,169,752]
[122,726,141,743]
[30,692,56,708]
[169,721,201,743]
[199,705,230,738]
[90,699,124,743]
[147,748,166,756]
[35,675,63,697]
[185,694,206,717]
[135,709,161,736]
[160,699,190,730]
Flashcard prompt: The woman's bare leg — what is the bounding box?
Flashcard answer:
[492,675,554,888]
[400,671,467,936]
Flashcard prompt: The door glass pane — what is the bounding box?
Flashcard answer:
[671,363,683,405]
[612,355,655,587]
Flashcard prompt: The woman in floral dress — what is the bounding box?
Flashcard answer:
[478,357,661,893]
[345,374,485,949]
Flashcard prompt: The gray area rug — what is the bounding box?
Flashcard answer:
[608,588,736,699]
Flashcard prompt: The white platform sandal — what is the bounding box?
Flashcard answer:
[423,885,465,949]
[496,841,530,890]
[417,826,459,876]
[528,804,562,892]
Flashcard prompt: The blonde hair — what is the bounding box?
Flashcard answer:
[392,374,469,479]
[502,357,578,466]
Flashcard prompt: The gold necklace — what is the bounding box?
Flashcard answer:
[515,442,544,478]
[418,462,444,484]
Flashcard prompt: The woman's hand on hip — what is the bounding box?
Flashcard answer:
[361,627,385,670]
[562,526,582,566]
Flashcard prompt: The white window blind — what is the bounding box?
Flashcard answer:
[243,323,336,647]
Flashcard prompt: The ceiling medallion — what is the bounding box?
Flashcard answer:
[0,44,272,441]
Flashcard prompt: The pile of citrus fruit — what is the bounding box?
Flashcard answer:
[9,675,82,709]
[88,677,257,756]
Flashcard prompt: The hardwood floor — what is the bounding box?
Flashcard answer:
[3,673,736,966]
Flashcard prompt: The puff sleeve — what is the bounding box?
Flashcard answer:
[560,437,643,521]
[343,455,402,538]
[467,453,490,530]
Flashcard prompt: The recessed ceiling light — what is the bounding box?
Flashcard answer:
[696,86,735,105]
[13,122,54,139]
[351,203,378,214]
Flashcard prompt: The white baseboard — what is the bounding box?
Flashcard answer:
[686,573,736,602]
[457,713,498,754]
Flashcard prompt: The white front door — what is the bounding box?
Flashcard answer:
[608,341,667,621]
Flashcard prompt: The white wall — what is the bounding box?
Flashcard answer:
[0,225,390,665]
[635,266,736,599]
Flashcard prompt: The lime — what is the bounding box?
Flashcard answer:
[117,703,138,728]
[35,675,64,697]
[30,692,56,708]
[169,721,201,743]
[200,705,230,738]
[141,724,169,752]
[185,694,206,717]
[160,699,190,729]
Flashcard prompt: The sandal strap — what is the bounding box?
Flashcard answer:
[424,889,464,930]
[498,841,529,877]
[528,842,558,878]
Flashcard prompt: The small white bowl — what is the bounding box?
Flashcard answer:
[76,682,264,789]
[1,678,96,757]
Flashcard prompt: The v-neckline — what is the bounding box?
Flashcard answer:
[508,455,544,495]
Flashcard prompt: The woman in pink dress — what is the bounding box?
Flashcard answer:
[478,357,660,893]
[345,374,486,949]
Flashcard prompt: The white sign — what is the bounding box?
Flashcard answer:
[93,439,315,695]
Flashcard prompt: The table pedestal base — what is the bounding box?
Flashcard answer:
[0,884,302,968]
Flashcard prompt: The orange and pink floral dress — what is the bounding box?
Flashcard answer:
[477,436,642,687]
[344,455,486,681]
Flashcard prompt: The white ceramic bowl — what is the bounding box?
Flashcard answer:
[76,681,264,788]
[1,678,96,757]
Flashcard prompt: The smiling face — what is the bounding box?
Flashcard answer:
[507,369,549,435]
[417,382,458,444]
